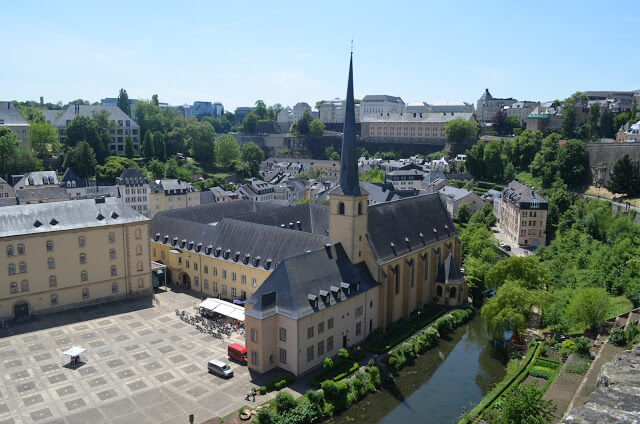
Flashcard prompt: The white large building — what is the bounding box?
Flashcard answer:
[318,99,361,124]
[360,95,405,121]
[431,102,475,114]
[277,103,312,125]
[116,169,149,216]
[476,89,517,122]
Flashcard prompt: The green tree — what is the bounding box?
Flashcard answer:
[117,88,131,116]
[504,114,521,135]
[567,288,611,331]
[530,133,560,187]
[151,94,159,106]
[242,112,259,134]
[325,146,340,161]
[481,280,540,339]
[164,157,180,178]
[485,256,548,290]
[614,112,630,132]
[29,122,58,158]
[240,142,264,176]
[215,134,241,168]
[309,119,325,136]
[142,131,154,160]
[457,203,471,223]
[187,121,216,165]
[147,159,165,179]
[465,142,486,180]
[608,154,640,196]
[124,135,134,158]
[482,140,504,181]
[497,383,556,424]
[95,155,137,181]
[588,103,600,139]
[556,139,588,189]
[297,109,313,135]
[152,132,166,161]
[254,100,267,119]
[63,141,97,178]
[561,101,577,139]
[599,108,615,138]
[65,113,112,164]
[469,203,497,229]
[445,118,477,152]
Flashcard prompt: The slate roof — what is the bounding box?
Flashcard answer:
[0,102,29,126]
[150,179,197,194]
[233,203,329,235]
[117,169,147,186]
[41,110,60,124]
[155,200,281,224]
[59,168,85,188]
[0,197,148,238]
[438,186,474,202]
[502,180,547,209]
[245,243,378,320]
[361,112,475,123]
[366,193,456,264]
[362,95,404,104]
[150,215,328,270]
[424,169,446,185]
[199,191,215,204]
[53,105,138,128]
[67,185,121,199]
[11,171,58,188]
[16,187,69,203]
[436,253,464,285]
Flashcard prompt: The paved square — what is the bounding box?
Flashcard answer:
[0,291,277,423]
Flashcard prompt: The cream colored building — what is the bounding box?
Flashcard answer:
[361,112,476,144]
[0,101,30,147]
[0,198,151,320]
[499,180,548,247]
[149,179,199,217]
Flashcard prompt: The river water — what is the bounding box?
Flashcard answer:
[326,315,507,424]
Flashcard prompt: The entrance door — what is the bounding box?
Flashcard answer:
[342,335,347,348]
[14,303,28,318]
[182,274,191,289]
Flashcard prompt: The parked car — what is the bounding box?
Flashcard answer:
[499,242,511,251]
[228,343,248,365]
[208,359,233,378]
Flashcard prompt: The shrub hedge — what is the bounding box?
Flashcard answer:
[310,358,360,388]
[265,372,295,392]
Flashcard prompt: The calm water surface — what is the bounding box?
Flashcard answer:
[327,315,506,424]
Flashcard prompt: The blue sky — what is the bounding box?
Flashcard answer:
[2,1,638,111]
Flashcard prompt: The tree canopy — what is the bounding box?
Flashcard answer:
[240,142,264,177]
[566,287,611,330]
[117,88,131,116]
[608,154,640,196]
[481,280,542,339]
[215,135,240,168]
[63,141,97,178]
[485,256,548,290]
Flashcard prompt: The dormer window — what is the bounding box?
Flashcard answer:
[340,282,351,295]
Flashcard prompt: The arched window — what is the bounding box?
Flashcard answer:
[358,202,362,216]
[78,236,85,247]
[108,232,115,243]
[450,287,456,298]
[17,244,25,255]
[79,253,87,264]
[338,202,345,215]
[437,285,443,297]
[81,270,88,281]
[19,262,26,273]
[21,280,29,292]
[136,261,143,271]
[82,288,89,299]
[6,245,13,257]
[47,257,55,269]
[394,265,399,295]
[136,245,142,255]
[110,266,117,276]
[46,240,54,251]
[51,294,58,305]
[9,282,17,293]
[109,249,116,260]
[135,228,141,239]
[112,282,118,293]
[49,275,57,287]
[8,263,15,275]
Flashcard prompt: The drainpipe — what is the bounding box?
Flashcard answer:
[121,224,129,298]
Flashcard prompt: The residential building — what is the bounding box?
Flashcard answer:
[235,107,255,122]
[360,95,405,120]
[437,186,484,218]
[246,55,467,376]
[384,168,425,191]
[149,179,200,217]
[318,98,361,124]
[618,121,640,143]
[0,177,14,199]
[0,198,151,320]
[524,102,563,132]
[0,101,30,146]
[505,101,540,125]
[16,187,70,205]
[11,171,59,190]
[116,169,149,216]
[476,89,517,122]
[201,186,239,204]
[361,113,476,144]
[177,104,192,118]
[100,98,137,116]
[67,185,121,201]
[277,102,312,125]
[192,101,214,118]
[273,179,308,205]
[237,178,275,202]
[430,102,475,114]
[54,105,140,156]
[430,157,450,172]
[499,180,547,247]
[405,102,430,114]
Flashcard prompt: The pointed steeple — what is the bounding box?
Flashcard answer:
[337,53,361,196]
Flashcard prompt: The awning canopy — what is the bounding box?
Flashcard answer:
[151,261,167,271]
[199,298,245,321]
[63,346,86,357]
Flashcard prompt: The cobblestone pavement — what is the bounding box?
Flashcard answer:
[0,290,270,424]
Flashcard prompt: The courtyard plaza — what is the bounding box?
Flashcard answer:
[0,289,279,424]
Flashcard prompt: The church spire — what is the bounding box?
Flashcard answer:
[338,52,361,196]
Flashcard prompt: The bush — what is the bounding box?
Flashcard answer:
[275,391,296,413]
[321,380,349,411]
[387,356,399,373]
[257,408,272,424]
[560,339,576,356]
[265,372,295,392]
[540,345,548,357]
[433,296,439,303]
[322,357,333,370]
[609,328,627,346]
[337,348,349,360]
[575,337,590,356]
[306,389,324,412]
[259,386,267,395]
[529,366,553,380]
[566,354,591,374]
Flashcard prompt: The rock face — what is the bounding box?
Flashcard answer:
[563,345,640,423]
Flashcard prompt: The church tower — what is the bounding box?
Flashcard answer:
[329,53,368,263]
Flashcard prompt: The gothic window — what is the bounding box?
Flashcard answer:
[338,202,345,215]
[437,285,443,297]
[358,202,362,215]
[450,287,456,298]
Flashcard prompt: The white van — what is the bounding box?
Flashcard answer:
[208,359,233,378]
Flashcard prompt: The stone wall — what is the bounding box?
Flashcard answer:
[586,143,640,185]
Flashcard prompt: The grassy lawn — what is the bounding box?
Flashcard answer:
[609,295,634,318]
[584,185,640,208]
[515,171,542,189]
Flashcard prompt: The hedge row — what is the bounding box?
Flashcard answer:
[310,358,360,388]
[388,307,475,373]
[259,372,295,394]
